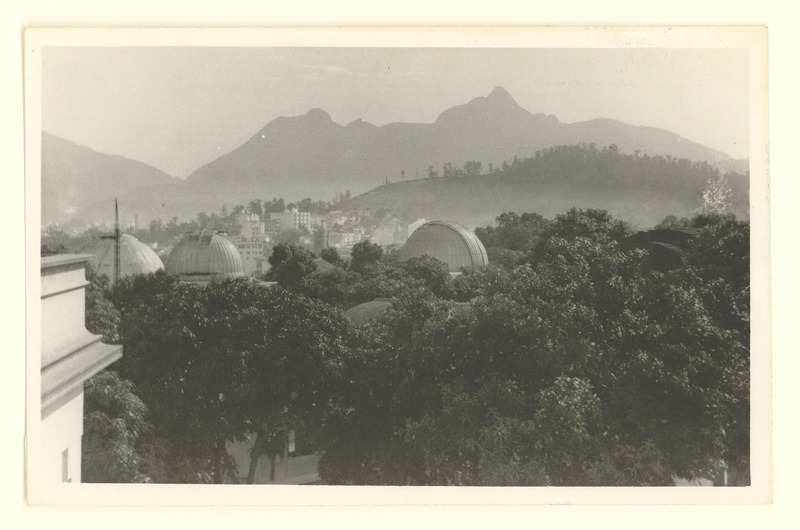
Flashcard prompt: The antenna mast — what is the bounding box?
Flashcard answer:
[114,198,121,284]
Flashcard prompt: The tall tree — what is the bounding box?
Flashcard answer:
[247,199,264,217]
[349,240,383,273]
[82,371,167,483]
[112,276,349,483]
[267,243,318,286]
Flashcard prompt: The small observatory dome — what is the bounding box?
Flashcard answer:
[82,233,164,284]
[344,298,394,325]
[166,230,245,282]
[399,220,488,272]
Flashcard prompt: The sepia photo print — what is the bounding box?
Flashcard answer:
[25,27,770,505]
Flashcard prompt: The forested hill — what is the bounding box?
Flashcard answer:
[347,144,749,230]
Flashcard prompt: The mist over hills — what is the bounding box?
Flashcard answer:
[41,132,180,226]
[42,87,748,228]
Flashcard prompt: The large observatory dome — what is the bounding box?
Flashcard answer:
[82,234,164,283]
[399,221,488,272]
[166,230,245,281]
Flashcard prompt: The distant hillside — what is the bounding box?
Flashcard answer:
[52,87,748,227]
[186,86,745,204]
[346,144,749,230]
[42,132,180,225]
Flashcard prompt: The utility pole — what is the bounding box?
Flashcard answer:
[114,198,121,284]
[100,198,123,284]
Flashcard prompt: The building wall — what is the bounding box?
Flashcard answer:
[41,259,89,364]
[372,224,397,246]
[41,388,83,483]
[268,211,317,231]
[234,240,268,275]
[236,212,266,240]
[269,211,298,230]
[40,255,123,483]
[296,211,311,229]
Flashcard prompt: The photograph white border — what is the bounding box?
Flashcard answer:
[22,25,771,508]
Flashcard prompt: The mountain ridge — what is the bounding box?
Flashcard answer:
[43,87,749,227]
[186,86,744,201]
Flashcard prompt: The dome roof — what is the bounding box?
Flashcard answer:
[399,221,488,272]
[166,230,245,281]
[82,234,164,283]
[313,258,338,273]
[344,298,393,325]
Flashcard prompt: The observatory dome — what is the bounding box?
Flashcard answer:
[166,230,245,281]
[343,298,393,325]
[399,221,488,272]
[82,234,164,283]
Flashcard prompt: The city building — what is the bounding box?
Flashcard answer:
[234,239,269,276]
[231,213,271,276]
[371,216,404,247]
[308,214,326,230]
[235,212,267,240]
[296,210,311,229]
[399,220,489,273]
[40,255,123,482]
[268,210,297,230]
[269,209,313,230]
[82,233,164,284]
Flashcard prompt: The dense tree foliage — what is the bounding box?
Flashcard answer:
[315,209,749,486]
[79,205,749,487]
[107,276,350,483]
[82,371,168,483]
[320,247,343,266]
[349,240,384,273]
[265,243,318,287]
[83,265,122,344]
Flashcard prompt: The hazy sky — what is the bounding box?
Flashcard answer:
[41,46,749,178]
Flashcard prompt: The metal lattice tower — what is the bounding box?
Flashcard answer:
[113,198,121,284]
[100,199,122,284]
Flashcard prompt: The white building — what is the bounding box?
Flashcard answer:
[40,255,123,483]
[234,238,269,276]
[268,209,315,231]
[231,213,270,275]
[236,212,267,240]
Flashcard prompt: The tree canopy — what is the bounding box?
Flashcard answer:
[315,210,750,485]
[108,276,350,483]
[82,207,749,486]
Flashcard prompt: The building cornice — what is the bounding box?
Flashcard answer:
[41,335,122,418]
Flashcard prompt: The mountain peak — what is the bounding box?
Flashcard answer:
[436,86,526,125]
[305,108,332,122]
[487,86,516,104]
